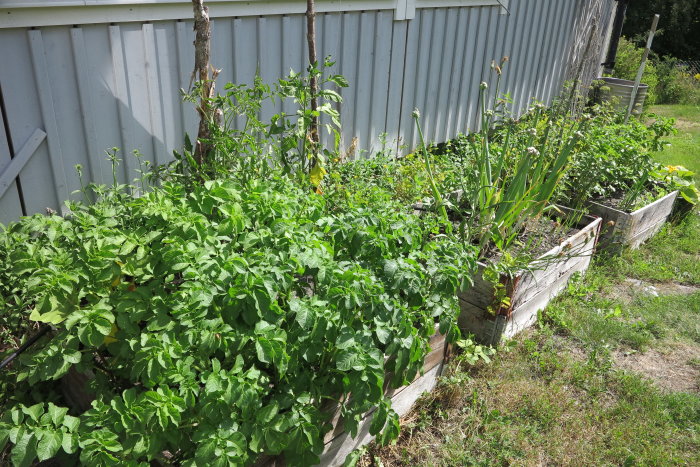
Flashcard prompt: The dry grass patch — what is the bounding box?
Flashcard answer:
[361,330,700,466]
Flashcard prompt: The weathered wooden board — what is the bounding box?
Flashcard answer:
[318,364,443,467]
[457,213,602,345]
[321,329,446,444]
[587,191,678,251]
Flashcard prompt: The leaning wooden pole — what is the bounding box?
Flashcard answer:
[191,0,219,166]
[625,14,660,123]
[306,0,319,171]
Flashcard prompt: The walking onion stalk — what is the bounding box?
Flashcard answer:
[461,58,586,254]
[413,109,451,233]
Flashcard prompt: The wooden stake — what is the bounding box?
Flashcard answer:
[306,0,319,170]
[191,0,220,166]
[625,14,660,123]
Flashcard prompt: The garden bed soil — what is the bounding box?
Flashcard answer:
[480,215,581,262]
[457,211,602,345]
[587,190,678,251]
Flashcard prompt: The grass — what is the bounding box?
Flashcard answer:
[650,104,700,184]
[361,105,700,466]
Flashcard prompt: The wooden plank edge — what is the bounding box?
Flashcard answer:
[318,363,443,467]
[504,258,593,338]
[460,216,601,309]
[626,218,670,250]
[629,190,678,216]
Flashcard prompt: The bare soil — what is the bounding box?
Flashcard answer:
[607,278,700,393]
[614,342,700,394]
[605,278,700,304]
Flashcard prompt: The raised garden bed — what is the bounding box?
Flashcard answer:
[587,190,678,251]
[457,212,602,345]
[60,329,448,467]
[317,329,448,466]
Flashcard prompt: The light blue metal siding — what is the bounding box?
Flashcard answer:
[0,0,615,220]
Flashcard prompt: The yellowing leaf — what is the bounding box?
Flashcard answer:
[29,296,69,324]
[309,164,327,187]
[103,323,119,345]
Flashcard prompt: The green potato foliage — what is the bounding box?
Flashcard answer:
[0,177,477,466]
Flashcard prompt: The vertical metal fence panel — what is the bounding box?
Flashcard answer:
[443,7,469,141]
[410,9,436,148]
[531,0,560,103]
[27,29,69,213]
[122,25,159,177]
[480,7,502,115]
[0,103,24,224]
[465,7,489,132]
[368,11,392,153]
[500,0,524,111]
[338,12,360,155]
[153,21,184,160]
[543,0,573,103]
[211,17,234,88]
[70,27,101,185]
[38,27,89,202]
[0,0,616,222]
[353,12,377,156]
[423,8,448,143]
[175,20,198,143]
[454,7,479,135]
[522,0,549,111]
[396,14,420,154]
[384,20,408,155]
[550,1,579,100]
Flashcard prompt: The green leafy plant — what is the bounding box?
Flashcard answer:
[0,171,477,466]
[175,58,347,188]
[453,61,585,254]
[652,164,699,204]
[562,109,680,212]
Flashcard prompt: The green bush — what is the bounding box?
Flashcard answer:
[613,37,659,106]
[0,176,477,466]
[655,58,700,105]
[613,37,700,106]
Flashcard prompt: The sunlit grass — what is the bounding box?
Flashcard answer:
[650,104,700,184]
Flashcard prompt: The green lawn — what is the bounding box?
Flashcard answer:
[650,104,700,184]
[362,105,700,466]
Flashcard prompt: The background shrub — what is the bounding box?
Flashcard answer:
[655,58,700,105]
[613,37,700,106]
[612,37,659,106]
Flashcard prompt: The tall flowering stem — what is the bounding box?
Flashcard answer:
[413,109,451,233]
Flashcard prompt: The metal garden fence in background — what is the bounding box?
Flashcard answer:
[0,0,615,223]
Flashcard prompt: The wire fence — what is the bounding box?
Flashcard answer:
[677,60,700,76]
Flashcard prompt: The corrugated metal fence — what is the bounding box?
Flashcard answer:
[0,0,615,223]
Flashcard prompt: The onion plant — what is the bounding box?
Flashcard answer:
[458,60,586,255]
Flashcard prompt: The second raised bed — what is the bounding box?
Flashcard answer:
[457,213,602,345]
[587,190,678,251]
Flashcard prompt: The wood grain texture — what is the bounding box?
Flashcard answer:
[318,363,443,467]
[458,214,602,344]
[587,191,678,251]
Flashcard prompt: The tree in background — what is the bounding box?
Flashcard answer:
[622,0,700,60]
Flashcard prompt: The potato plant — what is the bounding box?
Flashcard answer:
[0,177,476,466]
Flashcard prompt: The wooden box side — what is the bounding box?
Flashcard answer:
[317,335,447,466]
